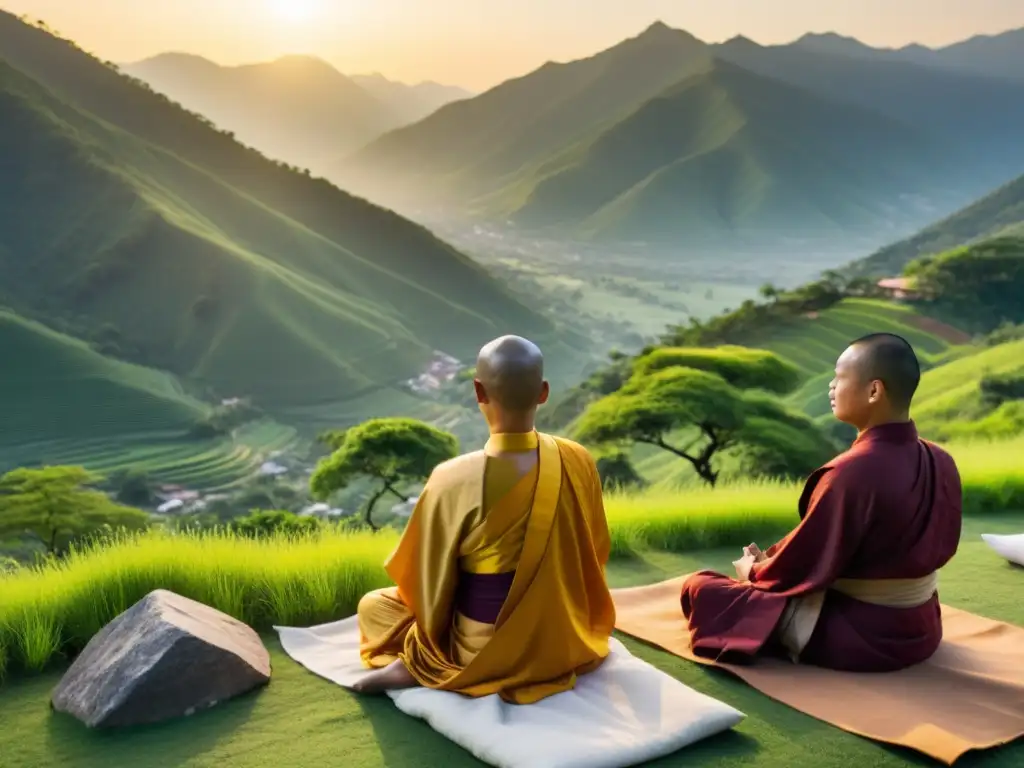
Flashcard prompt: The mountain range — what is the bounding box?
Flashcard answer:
[0,10,550,431]
[120,53,472,170]
[791,28,1024,82]
[336,22,1024,247]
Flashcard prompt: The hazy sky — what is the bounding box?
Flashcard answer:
[4,0,1023,90]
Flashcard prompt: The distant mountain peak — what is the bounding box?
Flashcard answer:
[721,34,762,50]
[126,51,220,70]
[634,20,703,46]
[268,54,337,71]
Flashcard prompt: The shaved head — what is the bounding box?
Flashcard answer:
[475,335,546,412]
[848,333,921,410]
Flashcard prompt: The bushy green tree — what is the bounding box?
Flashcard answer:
[229,509,321,538]
[576,348,830,486]
[0,466,149,555]
[632,346,800,393]
[110,467,155,506]
[310,418,459,531]
[906,237,1024,332]
[594,451,645,492]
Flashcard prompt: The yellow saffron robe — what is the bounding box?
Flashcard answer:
[356,430,615,704]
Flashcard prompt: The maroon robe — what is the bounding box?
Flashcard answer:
[681,421,962,672]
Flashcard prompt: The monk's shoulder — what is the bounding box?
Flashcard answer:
[818,444,888,489]
[921,439,959,470]
[427,450,486,493]
[548,434,598,472]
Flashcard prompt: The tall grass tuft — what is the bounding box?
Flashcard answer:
[604,481,797,557]
[951,437,1024,513]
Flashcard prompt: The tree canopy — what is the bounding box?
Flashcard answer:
[632,346,800,394]
[575,347,831,486]
[0,466,149,555]
[905,236,1024,332]
[310,418,459,531]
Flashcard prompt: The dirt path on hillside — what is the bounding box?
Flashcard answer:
[907,314,973,344]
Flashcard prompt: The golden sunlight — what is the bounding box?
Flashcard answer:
[266,0,322,24]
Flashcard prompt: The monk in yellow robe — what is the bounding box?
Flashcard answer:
[352,335,615,702]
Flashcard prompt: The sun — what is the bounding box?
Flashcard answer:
[266,0,321,24]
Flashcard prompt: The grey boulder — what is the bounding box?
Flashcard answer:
[52,589,271,728]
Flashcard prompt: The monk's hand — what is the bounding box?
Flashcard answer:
[747,542,766,562]
[733,548,757,582]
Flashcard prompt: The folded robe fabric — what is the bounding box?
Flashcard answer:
[981,533,1024,567]
[612,576,1024,765]
[274,616,745,768]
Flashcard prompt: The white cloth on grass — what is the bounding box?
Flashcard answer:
[274,616,745,768]
[981,533,1024,567]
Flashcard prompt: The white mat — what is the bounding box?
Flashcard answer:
[982,533,1024,567]
[274,617,745,768]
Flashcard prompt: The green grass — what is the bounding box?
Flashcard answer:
[0,513,1019,767]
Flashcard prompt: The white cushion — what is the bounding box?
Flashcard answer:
[981,533,1024,567]
[275,617,744,768]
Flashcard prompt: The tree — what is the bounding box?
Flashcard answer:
[310,418,459,531]
[594,452,645,492]
[230,510,321,539]
[575,349,820,486]
[0,466,150,555]
[111,467,155,507]
[759,283,780,303]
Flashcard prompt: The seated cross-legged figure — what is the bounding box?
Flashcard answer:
[354,335,615,702]
[681,333,963,672]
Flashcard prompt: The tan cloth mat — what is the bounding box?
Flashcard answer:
[612,576,1024,765]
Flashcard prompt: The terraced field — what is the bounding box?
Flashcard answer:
[0,420,301,492]
[762,298,971,416]
[913,339,1024,440]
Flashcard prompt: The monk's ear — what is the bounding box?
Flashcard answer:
[537,380,550,405]
[867,379,883,404]
[473,379,489,404]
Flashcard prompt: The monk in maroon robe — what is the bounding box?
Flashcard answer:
[681,333,963,672]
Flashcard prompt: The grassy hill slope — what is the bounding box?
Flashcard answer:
[912,339,1024,441]
[122,53,404,169]
[0,14,557,420]
[502,60,959,243]
[0,309,205,445]
[0,309,302,489]
[845,172,1024,277]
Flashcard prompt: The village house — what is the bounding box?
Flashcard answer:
[876,277,920,301]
